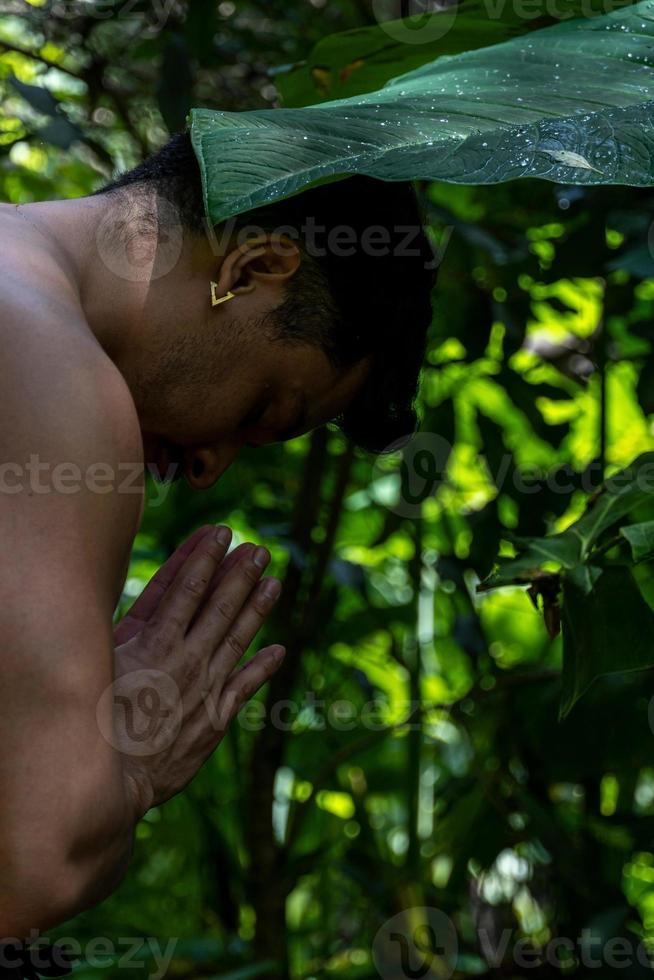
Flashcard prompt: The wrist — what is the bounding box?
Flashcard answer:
[122,763,154,822]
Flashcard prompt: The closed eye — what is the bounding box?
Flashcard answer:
[242,392,309,444]
[240,401,268,430]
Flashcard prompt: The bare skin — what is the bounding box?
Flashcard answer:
[0,190,369,935]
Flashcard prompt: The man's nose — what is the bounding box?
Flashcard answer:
[182,443,240,490]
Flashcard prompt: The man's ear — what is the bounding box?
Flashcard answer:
[213,235,302,298]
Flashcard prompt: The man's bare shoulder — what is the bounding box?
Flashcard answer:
[1,223,141,452]
[0,223,144,607]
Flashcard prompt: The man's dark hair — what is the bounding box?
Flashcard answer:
[101,132,437,453]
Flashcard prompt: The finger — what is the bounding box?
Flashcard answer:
[219,644,286,724]
[149,525,233,636]
[207,542,256,591]
[188,545,271,653]
[187,542,257,632]
[209,576,282,688]
[122,525,216,625]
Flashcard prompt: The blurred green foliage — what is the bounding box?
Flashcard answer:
[3,1,654,977]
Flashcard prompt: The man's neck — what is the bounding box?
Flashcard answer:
[7,190,219,393]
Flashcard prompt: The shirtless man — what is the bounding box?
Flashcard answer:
[0,131,435,934]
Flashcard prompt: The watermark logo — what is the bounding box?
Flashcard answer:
[95,199,184,283]
[372,0,458,44]
[97,669,183,757]
[372,0,637,46]
[372,907,458,979]
[371,432,451,518]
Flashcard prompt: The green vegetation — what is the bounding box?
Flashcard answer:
[3,1,654,976]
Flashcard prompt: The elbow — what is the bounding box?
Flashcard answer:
[0,860,89,936]
[0,781,134,934]
[1,836,130,936]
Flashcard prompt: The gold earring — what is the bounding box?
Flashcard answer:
[210,282,236,307]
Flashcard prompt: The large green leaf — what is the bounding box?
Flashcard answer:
[480,531,582,587]
[560,567,654,717]
[572,452,654,556]
[621,519,654,561]
[481,453,654,714]
[481,452,654,590]
[190,1,654,225]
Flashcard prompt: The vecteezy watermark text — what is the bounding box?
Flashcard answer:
[0,456,177,506]
[203,216,449,272]
[372,0,636,47]
[372,433,654,518]
[0,932,177,980]
[37,0,176,33]
[100,675,429,758]
[372,907,654,979]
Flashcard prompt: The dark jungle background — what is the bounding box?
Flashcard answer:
[2,1,654,977]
